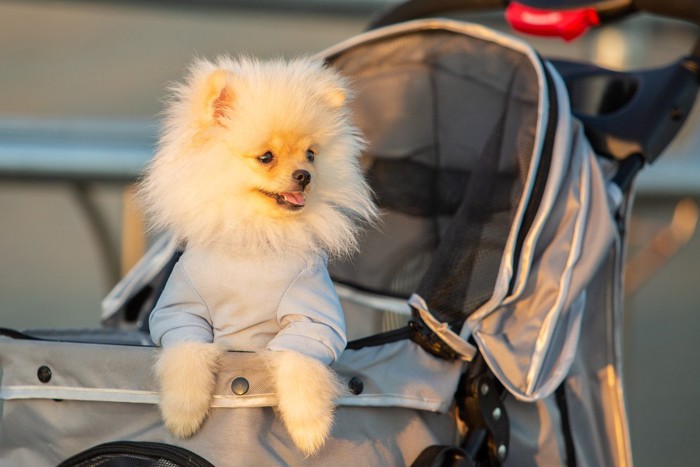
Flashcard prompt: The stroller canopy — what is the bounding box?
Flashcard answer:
[326,20,615,401]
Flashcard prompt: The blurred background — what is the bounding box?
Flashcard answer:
[0,1,698,465]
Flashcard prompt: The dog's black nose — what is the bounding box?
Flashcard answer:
[293,170,311,189]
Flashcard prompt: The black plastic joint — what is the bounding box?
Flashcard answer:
[408,318,460,360]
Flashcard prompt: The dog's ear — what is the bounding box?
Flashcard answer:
[197,69,235,125]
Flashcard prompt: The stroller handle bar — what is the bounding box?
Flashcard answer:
[368,0,700,167]
[369,0,700,32]
[636,0,700,27]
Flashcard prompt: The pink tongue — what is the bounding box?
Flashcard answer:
[281,192,305,206]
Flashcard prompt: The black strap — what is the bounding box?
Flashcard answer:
[555,383,578,467]
[411,445,476,467]
[0,328,42,340]
[368,0,506,30]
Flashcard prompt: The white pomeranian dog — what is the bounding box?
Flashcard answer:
[139,56,377,456]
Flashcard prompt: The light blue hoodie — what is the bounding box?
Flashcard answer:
[149,245,346,365]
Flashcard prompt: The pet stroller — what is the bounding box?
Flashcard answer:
[1,0,698,465]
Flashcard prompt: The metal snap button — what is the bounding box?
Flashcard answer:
[37,365,52,383]
[231,377,249,395]
[348,376,364,395]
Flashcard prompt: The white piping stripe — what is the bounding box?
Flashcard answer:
[320,18,543,64]
[0,386,160,404]
[336,394,448,413]
[210,394,276,408]
[1,386,448,411]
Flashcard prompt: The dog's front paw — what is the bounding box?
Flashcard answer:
[155,341,224,438]
[267,351,346,456]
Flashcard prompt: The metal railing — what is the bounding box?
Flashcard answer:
[0,116,698,285]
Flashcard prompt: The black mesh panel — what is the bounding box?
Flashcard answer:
[58,442,214,467]
[67,454,180,467]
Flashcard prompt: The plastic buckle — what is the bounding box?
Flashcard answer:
[505,1,600,41]
[408,318,460,360]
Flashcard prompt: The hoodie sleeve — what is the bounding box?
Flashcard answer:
[149,260,214,347]
[267,261,346,365]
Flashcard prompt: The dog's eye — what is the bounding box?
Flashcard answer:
[257,151,274,164]
[306,149,315,162]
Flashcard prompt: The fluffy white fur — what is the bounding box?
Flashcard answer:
[154,342,224,438]
[266,351,349,456]
[142,56,377,455]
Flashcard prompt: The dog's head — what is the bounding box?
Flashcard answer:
[142,57,376,256]
[187,61,351,219]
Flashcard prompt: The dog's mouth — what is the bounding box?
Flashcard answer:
[259,190,306,210]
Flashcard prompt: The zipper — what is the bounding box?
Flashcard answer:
[508,56,560,294]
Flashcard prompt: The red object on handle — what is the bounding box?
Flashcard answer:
[505,1,600,41]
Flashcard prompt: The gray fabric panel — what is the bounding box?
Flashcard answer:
[0,399,459,466]
[336,339,464,412]
[0,339,461,411]
[350,64,435,161]
[528,123,619,393]
[565,247,633,467]
[503,394,567,466]
[503,251,631,467]
[0,338,157,395]
[0,338,463,465]
[472,121,616,400]
[332,210,437,297]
